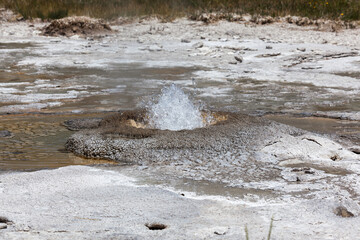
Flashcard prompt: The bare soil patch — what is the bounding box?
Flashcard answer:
[42,16,112,37]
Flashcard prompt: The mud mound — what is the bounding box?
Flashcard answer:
[65,110,359,184]
[65,110,297,182]
[42,16,112,37]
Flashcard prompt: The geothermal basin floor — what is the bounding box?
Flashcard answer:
[0,15,360,239]
[1,165,360,240]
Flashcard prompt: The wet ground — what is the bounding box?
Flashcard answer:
[1,17,360,240]
[0,19,360,170]
[0,113,119,171]
[0,111,358,171]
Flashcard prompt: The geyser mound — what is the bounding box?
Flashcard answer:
[65,85,359,185]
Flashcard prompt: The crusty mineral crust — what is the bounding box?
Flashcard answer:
[42,16,112,37]
[65,111,303,181]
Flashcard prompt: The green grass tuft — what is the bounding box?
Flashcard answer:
[267,215,274,240]
[245,224,249,240]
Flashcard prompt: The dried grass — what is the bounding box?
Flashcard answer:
[0,0,359,21]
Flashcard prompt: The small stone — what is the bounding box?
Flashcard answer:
[0,130,12,137]
[229,61,238,65]
[192,42,204,49]
[266,45,273,49]
[181,39,191,43]
[349,147,360,154]
[23,226,31,232]
[234,56,243,63]
[258,53,281,57]
[301,66,322,70]
[243,47,258,51]
[214,227,228,235]
[297,48,306,52]
[0,217,10,223]
[0,223,7,230]
[145,223,167,230]
[335,206,354,218]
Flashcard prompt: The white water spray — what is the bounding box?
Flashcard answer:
[147,84,205,131]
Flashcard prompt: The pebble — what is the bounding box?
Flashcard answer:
[192,42,204,49]
[350,147,360,154]
[0,223,7,229]
[213,227,228,235]
[234,56,243,63]
[0,130,12,137]
[258,52,281,57]
[301,66,322,70]
[181,39,191,43]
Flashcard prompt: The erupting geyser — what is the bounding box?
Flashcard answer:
[147,84,207,131]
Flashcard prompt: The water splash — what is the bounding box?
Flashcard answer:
[147,84,205,131]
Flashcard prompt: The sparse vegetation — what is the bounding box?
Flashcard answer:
[244,216,274,240]
[267,216,274,240]
[0,0,360,20]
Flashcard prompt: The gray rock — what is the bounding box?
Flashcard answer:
[192,42,203,49]
[301,66,322,70]
[234,56,243,63]
[181,39,191,43]
[0,216,10,223]
[350,147,360,154]
[214,227,228,235]
[0,130,12,138]
[0,223,7,230]
[257,52,281,57]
